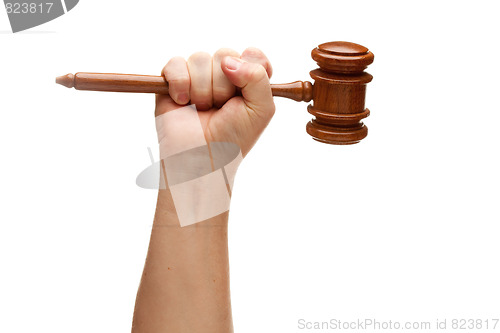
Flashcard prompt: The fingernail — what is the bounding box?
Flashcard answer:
[178,93,189,104]
[225,57,243,71]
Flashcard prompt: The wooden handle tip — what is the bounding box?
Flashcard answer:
[56,73,75,88]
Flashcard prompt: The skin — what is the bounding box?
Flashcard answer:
[131,48,275,333]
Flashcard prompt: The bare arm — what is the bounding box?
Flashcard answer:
[132,189,233,333]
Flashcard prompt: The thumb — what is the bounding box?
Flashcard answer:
[221,56,275,119]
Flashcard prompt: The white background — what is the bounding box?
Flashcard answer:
[1,1,499,332]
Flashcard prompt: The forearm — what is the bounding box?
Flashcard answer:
[132,189,233,333]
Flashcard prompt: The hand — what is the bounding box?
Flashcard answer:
[155,47,275,157]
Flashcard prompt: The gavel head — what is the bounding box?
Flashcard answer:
[307,41,374,145]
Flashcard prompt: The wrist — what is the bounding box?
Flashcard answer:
[155,188,230,228]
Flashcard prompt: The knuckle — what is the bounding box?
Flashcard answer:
[242,47,264,58]
[214,48,238,59]
[241,47,272,77]
[167,56,185,65]
[163,57,188,78]
[188,51,211,64]
[164,56,185,71]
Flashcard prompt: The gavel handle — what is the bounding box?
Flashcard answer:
[56,73,313,103]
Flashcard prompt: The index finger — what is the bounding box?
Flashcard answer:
[240,47,273,78]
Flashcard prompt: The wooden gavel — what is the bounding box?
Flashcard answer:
[56,41,374,144]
